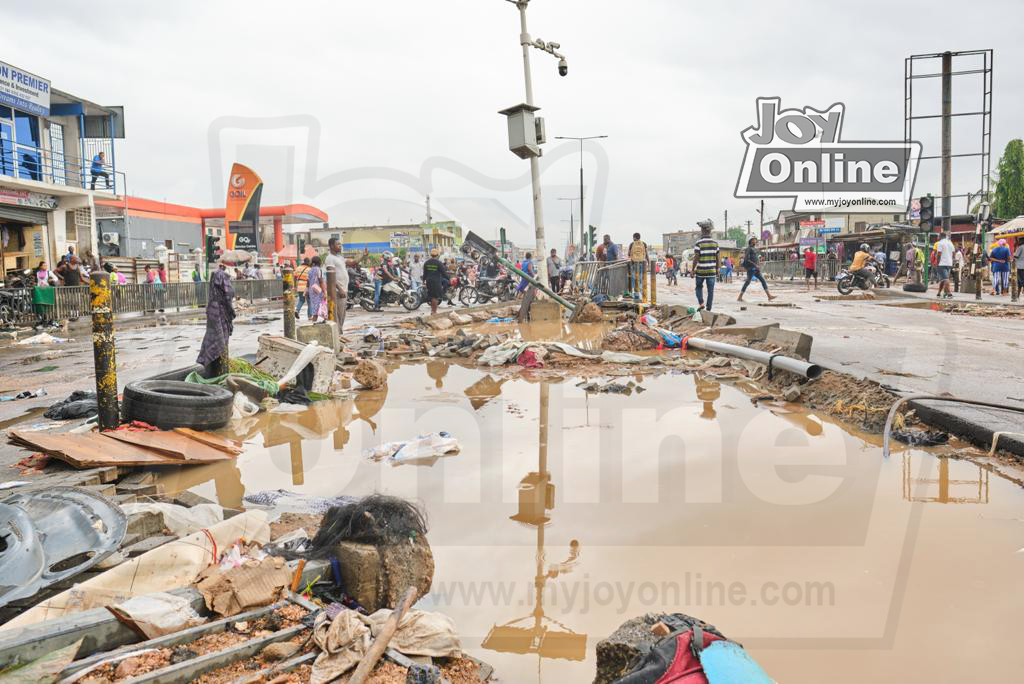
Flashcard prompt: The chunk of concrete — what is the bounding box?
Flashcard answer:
[425,316,454,331]
[717,322,780,343]
[256,334,336,393]
[449,312,473,326]
[297,321,341,353]
[782,384,802,402]
[529,299,561,322]
[699,310,737,327]
[353,359,388,389]
[335,538,434,613]
[765,327,813,360]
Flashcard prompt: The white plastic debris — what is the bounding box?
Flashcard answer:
[363,432,461,463]
[108,593,205,638]
[16,332,69,345]
[121,502,225,536]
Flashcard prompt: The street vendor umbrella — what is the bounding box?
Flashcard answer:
[991,215,1024,238]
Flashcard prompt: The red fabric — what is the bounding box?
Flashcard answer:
[802,251,816,269]
[654,631,724,684]
[517,349,544,369]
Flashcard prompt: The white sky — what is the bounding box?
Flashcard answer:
[8,0,1023,248]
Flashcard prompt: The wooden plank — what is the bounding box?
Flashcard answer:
[9,430,181,468]
[104,431,234,463]
[173,428,243,455]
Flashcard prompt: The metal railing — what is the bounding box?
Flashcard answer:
[0,144,122,194]
[759,258,841,281]
[0,279,283,328]
[571,260,650,300]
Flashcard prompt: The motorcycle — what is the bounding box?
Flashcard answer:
[0,270,34,326]
[836,259,890,295]
[359,274,421,312]
[458,272,516,305]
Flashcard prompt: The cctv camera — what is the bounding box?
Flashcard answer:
[549,42,560,49]
[558,58,568,77]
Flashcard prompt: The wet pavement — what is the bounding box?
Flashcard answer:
[147,360,1024,683]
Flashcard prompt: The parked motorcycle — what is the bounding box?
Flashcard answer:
[836,259,890,295]
[359,275,421,312]
[458,273,516,305]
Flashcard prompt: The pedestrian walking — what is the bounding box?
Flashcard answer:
[737,237,775,302]
[294,258,311,318]
[306,255,326,322]
[802,247,818,290]
[410,253,424,296]
[692,220,720,311]
[935,233,955,299]
[990,239,1011,296]
[517,252,535,296]
[423,248,448,315]
[1014,240,1024,294]
[627,233,648,300]
[197,268,235,373]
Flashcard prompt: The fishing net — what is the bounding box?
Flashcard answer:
[295,494,429,559]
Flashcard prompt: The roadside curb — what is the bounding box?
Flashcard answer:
[908,398,1024,459]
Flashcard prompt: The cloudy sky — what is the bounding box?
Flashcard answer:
[9,0,1023,247]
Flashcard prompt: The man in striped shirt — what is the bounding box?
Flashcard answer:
[691,219,720,311]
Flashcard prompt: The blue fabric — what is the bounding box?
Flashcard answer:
[606,243,621,261]
[90,154,103,173]
[373,278,383,308]
[990,246,1011,272]
[700,640,773,684]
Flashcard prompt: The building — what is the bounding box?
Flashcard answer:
[770,210,907,244]
[314,220,465,258]
[0,59,123,277]
[663,229,735,256]
[93,196,327,261]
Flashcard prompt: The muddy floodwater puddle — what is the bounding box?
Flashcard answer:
[157,363,1024,683]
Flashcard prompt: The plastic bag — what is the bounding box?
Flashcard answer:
[232,392,259,420]
[363,432,461,463]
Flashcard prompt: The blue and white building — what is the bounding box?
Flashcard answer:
[0,59,124,278]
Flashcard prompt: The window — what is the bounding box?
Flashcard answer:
[49,122,66,185]
[13,110,41,181]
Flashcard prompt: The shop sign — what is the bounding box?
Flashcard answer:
[0,185,58,210]
[0,61,50,116]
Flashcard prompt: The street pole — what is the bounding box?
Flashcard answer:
[89,271,119,430]
[555,135,608,261]
[516,1,548,285]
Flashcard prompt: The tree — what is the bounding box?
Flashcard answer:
[992,139,1024,219]
[726,227,747,244]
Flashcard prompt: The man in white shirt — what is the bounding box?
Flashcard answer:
[935,233,955,299]
[325,237,349,330]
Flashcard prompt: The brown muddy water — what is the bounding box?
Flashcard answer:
[157,361,1024,683]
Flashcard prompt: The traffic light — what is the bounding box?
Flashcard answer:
[587,225,598,254]
[204,234,218,263]
[919,195,934,231]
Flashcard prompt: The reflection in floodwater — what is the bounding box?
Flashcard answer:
[427,360,449,389]
[902,454,990,504]
[694,376,720,420]
[464,374,509,411]
[483,382,588,667]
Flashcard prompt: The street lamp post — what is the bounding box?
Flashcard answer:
[502,0,568,286]
[558,197,577,249]
[555,134,607,260]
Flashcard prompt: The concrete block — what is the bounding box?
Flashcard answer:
[765,327,813,360]
[256,334,336,393]
[335,539,435,613]
[425,317,454,331]
[718,322,779,342]
[335,542,383,612]
[126,511,165,538]
[297,321,340,353]
[529,299,561,322]
[448,312,473,326]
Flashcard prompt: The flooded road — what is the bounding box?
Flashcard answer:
[157,362,1024,683]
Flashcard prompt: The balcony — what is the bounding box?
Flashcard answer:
[0,144,121,196]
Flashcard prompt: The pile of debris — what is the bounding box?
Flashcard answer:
[941,302,1024,319]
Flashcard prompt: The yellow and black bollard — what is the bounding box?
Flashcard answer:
[326,266,337,322]
[282,266,296,339]
[89,271,120,430]
[649,259,657,307]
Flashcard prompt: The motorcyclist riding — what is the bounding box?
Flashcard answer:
[850,243,877,286]
[373,251,400,310]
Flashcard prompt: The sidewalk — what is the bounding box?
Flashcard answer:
[655,277,1024,456]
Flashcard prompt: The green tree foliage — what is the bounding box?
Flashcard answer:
[726,227,748,244]
[992,139,1024,219]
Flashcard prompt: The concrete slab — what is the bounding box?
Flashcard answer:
[909,399,1024,457]
[296,321,340,353]
[256,334,336,393]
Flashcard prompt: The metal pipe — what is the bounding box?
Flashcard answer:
[882,394,1024,459]
[497,255,575,311]
[686,336,822,379]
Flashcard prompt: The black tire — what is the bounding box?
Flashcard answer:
[122,380,233,431]
[0,303,12,326]
[401,291,422,311]
[458,286,478,307]
[877,275,891,289]
[836,277,854,296]
[359,297,376,312]
[903,282,927,293]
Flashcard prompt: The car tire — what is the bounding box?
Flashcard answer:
[903,283,927,293]
[122,380,233,431]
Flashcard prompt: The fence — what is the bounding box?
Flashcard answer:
[571,260,649,300]
[0,279,283,328]
[759,258,841,281]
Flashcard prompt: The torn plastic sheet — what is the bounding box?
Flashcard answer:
[107,592,205,639]
[363,432,461,463]
[120,502,224,537]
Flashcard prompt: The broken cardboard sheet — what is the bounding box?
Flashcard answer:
[0,510,269,631]
[0,638,83,683]
[107,592,206,639]
[311,610,371,684]
[196,556,291,617]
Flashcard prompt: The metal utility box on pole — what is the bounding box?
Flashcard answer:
[498,103,542,159]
